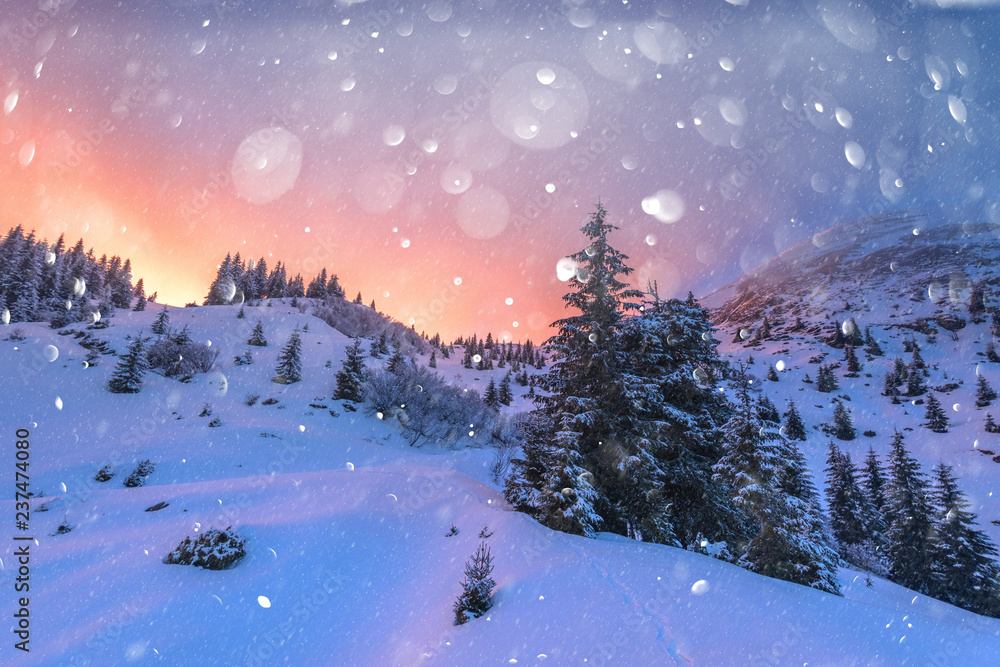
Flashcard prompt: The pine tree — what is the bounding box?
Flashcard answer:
[151,307,170,336]
[817,364,839,392]
[484,378,499,409]
[509,203,641,541]
[928,463,1000,617]
[969,280,987,323]
[923,393,949,433]
[884,430,935,594]
[611,293,741,548]
[453,542,496,625]
[205,253,235,305]
[767,365,779,381]
[273,329,303,384]
[248,320,267,347]
[386,344,406,374]
[334,338,367,402]
[976,374,997,408]
[133,278,146,311]
[989,341,1000,363]
[498,371,513,406]
[892,357,907,386]
[882,371,899,399]
[987,413,1000,433]
[714,374,839,593]
[429,351,437,368]
[354,291,363,304]
[861,447,888,516]
[825,443,875,550]
[782,400,806,441]
[107,333,149,394]
[844,345,861,375]
[831,400,856,440]
[906,363,926,396]
[864,327,883,356]
[757,394,780,423]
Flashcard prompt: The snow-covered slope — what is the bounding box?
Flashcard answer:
[707,210,1000,550]
[2,300,999,665]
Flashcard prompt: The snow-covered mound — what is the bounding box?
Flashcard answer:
[2,301,999,664]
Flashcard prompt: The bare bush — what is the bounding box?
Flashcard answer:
[363,364,496,448]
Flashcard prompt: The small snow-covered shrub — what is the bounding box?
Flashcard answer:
[95,465,115,482]
[147,335,219,377]
[163,527,246,570]
[208,417,222,427]
[123,459,155,487]
[245,393,260,406]
[262,397,278,405]
[363,364,496,448]
[5,328,26,341]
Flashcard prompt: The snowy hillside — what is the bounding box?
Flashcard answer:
[707,211,1000,551]
[2,299,999,665]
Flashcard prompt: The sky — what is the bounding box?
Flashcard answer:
[2,0,1000,341]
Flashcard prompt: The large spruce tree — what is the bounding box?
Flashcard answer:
[714,371,840,594]
[928,463,1000,617]
[507,203,641,538]
[884,430,935,594]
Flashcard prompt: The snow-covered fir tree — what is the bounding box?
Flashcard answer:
[976,374,997,408]
[861,447,888,518]
[816,364,839,392]
[385,344,406,374]
[844,345,861,375]
[453,541,496,625]
[484,378,499,409]
[273,329,303,384]
[923,393,948,433]
[151,307,170,336]
[928,463,1000,617]
[757,394,780,423]
[714,372,840,594]
[498,371,513,406]
[107,333,150,394]
[831,400,856,440]
[248,320,267,347]
[334,338,367,402]
[825,443,881,569]
[782,400,807,441]
[884,430,935,594]
[133,278,146,311]
[968,280,987,322]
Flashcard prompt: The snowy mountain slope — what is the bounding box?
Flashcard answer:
[705,209,1000,331]
[707,211,1000,552]
[2,301,1000,665]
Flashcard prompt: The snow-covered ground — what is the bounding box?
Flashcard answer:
[2,301,999,665]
